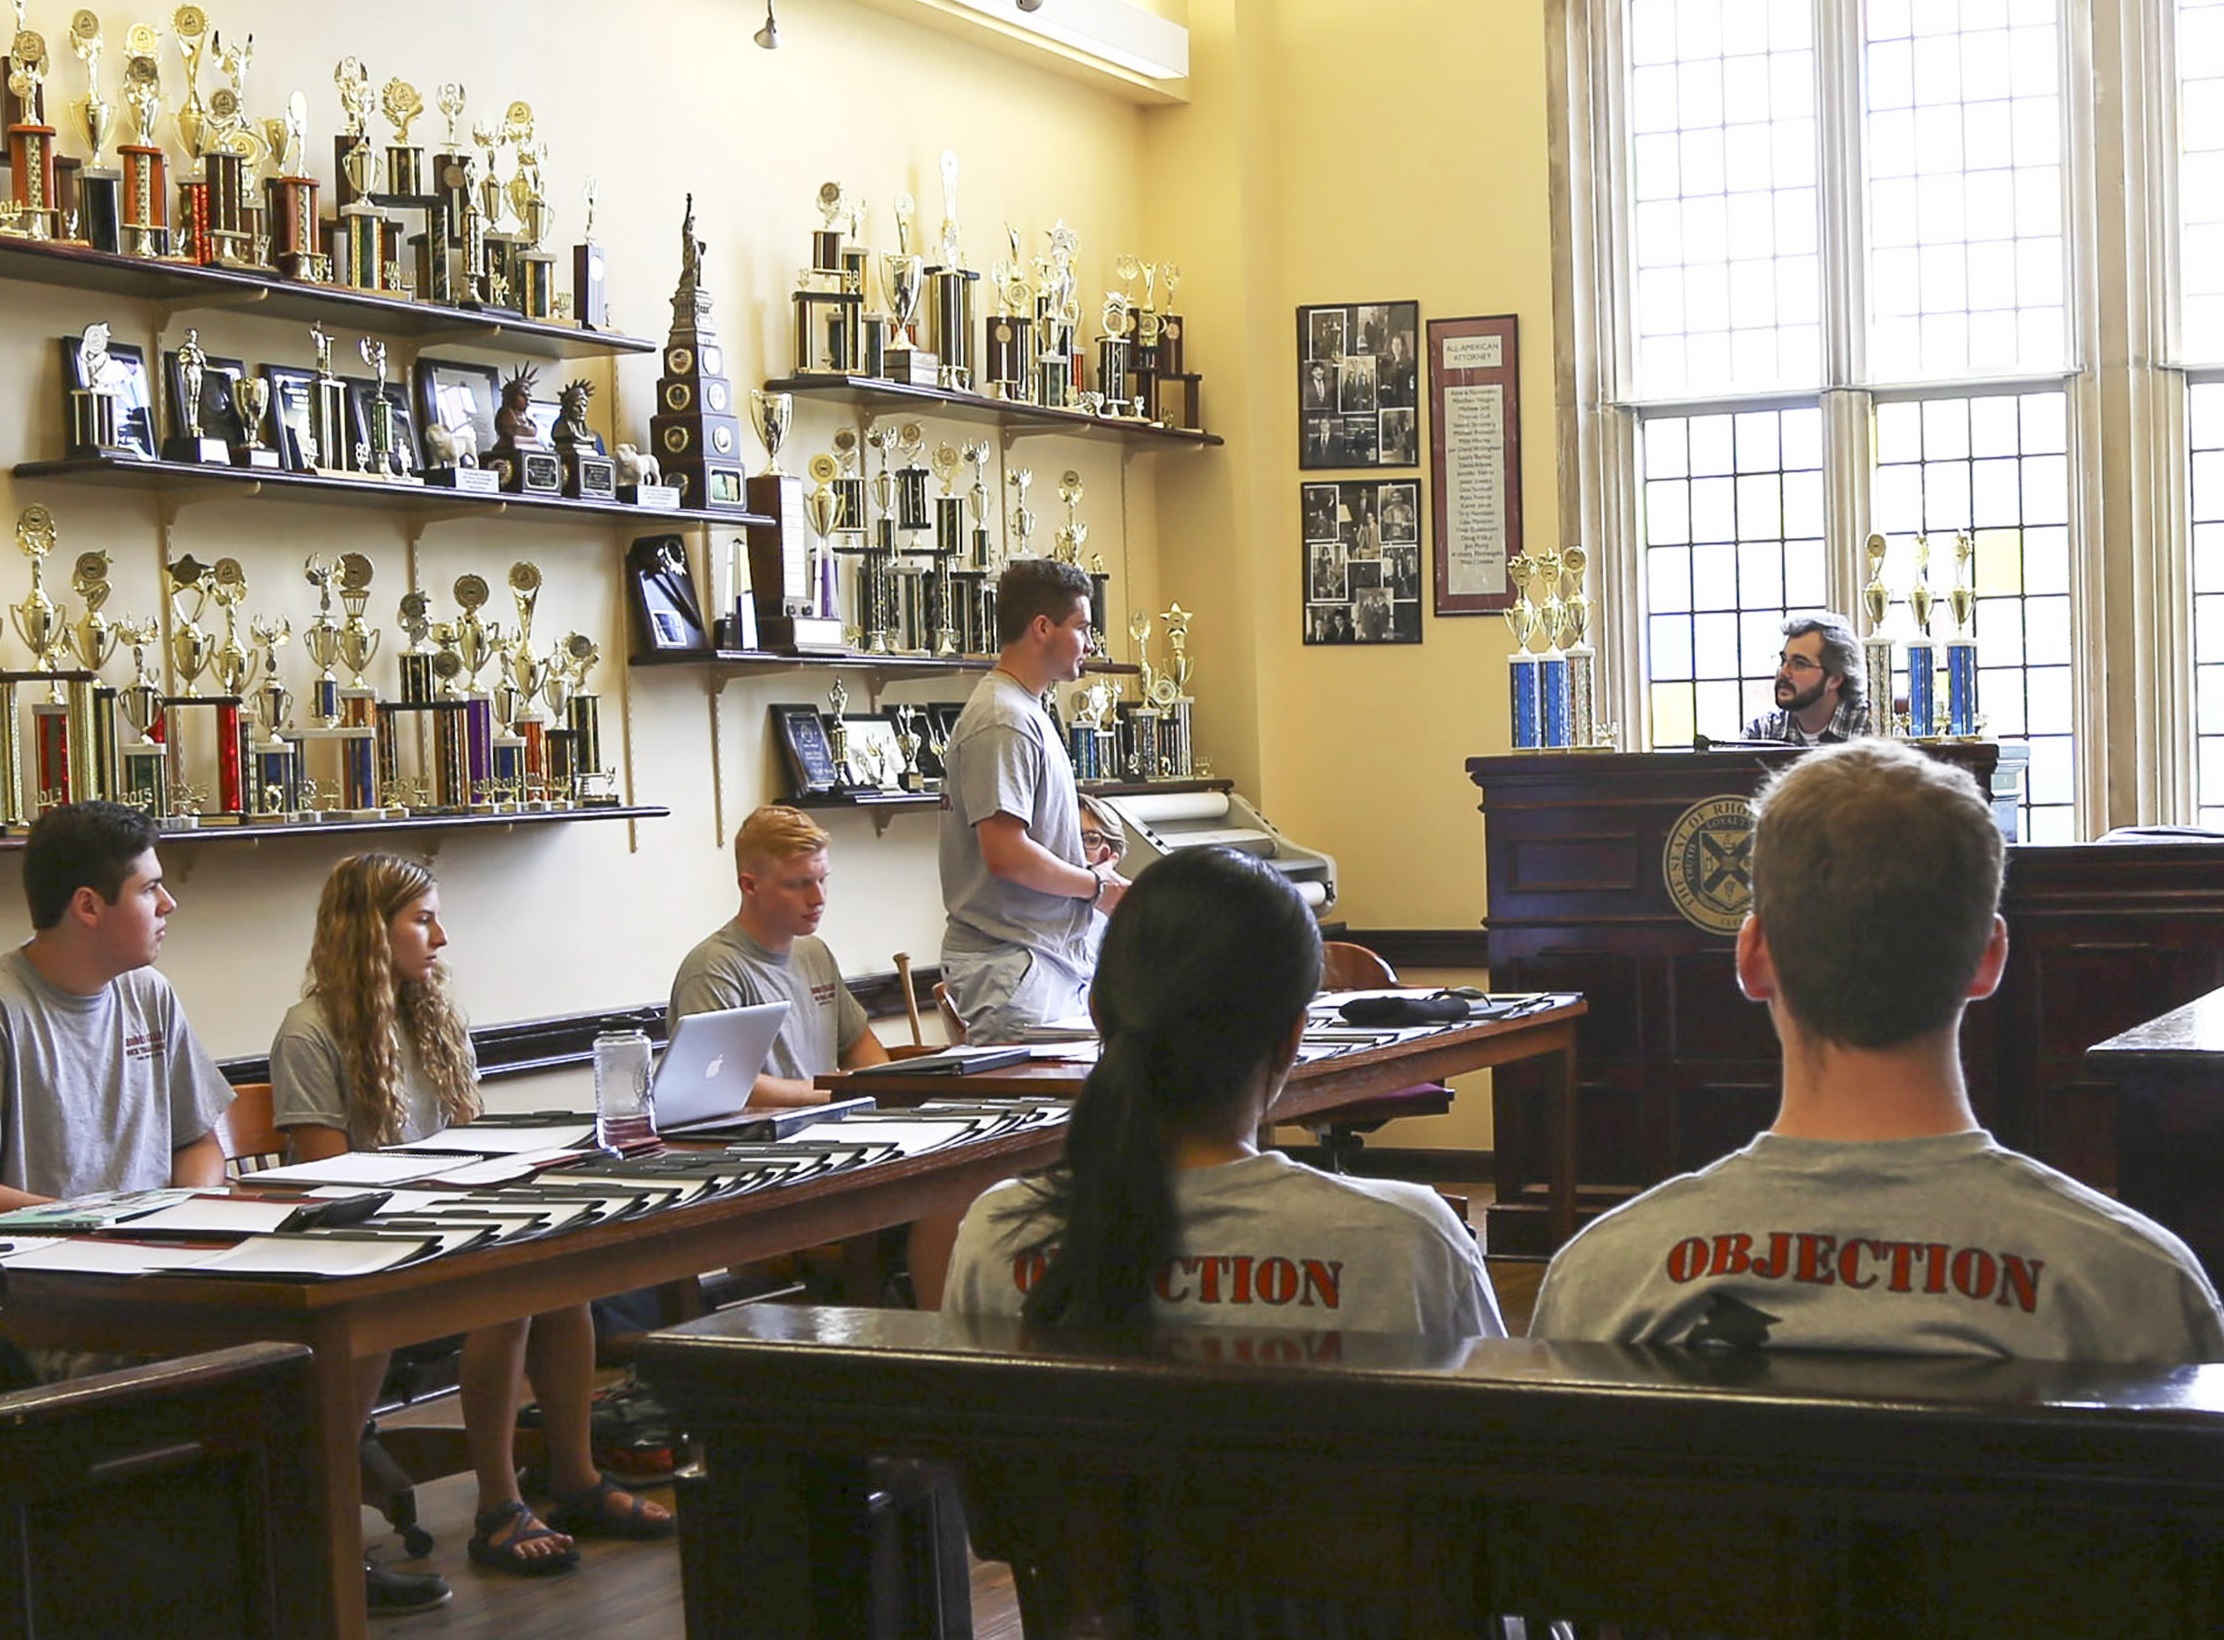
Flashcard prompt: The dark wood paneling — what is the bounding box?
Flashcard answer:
[1467,747,2224,1258]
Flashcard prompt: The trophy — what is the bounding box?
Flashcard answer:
[305,322,350,474]
[171,3,208,161]
[65,322,133,458]
[357,337,405,479]
[336,552,380,700]
[452,573,499,803]
[266,88,321,280]
[163,328,229,463]
[649,195,748,509]
[1905,535,1938,737]
[793,179,863,375]
[1053,470,1087,567]
[1154,600,1196,776]
[556,632,610,803]
[985,225,1036,401]
[381,75,424,195]
[1008,466,1038,557]
[825,677,855,788]
[247,612,289,731]
[6,21,59,240]
[487,364,561,495]
[207,556,250,699]
[302,555,342,725]
[882,194,934,385]
[332,54,376,202]
[963,440,995,570]
[108,616,163,816]
[69,10,122,252]
[1861,532,1895,739]
[69,548,117,675]
[1035,220,1081,408]
[1097,284,1136,417]
[11,505,68,676]
[744,393,839,652]
[116,22,166,256]
[552,378,615,500]
[1946,530,1980,738]
[800,456,845,638]
[570,174,609,330]
[1504,556,1542,750]
[927,149,979,390]
[222,371,275,470]
[161,556,213,695]
[1559,545,1604,750]
[196,28,256,265]
[69,546,122,801]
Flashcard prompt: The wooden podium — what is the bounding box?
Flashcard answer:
[1468,745,2224,1259]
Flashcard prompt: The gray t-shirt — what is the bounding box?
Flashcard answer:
[938,671,1093,975]
[270,995,468,1145]
[0,946,232,1200]
[666,921,867,1081]
[1530,1129,2224,1364]
[944,1150,1507,1337]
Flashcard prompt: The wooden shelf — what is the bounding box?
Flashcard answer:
[0,803,668,851]
[630,647,1141,683]
[13,456,770,530]
[0,234,655,360]
[792,777,1226,825]
[762,375,1223,448]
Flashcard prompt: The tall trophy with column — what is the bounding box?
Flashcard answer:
[1904,535,1939,738]
[1946,530,1980,738]
[1503,555,1541,751]
[71,10,124,252]
[1532,547,1571,749]
[1861,532,1895,738]
[5,20,59,240]
[1559,546,1603,749]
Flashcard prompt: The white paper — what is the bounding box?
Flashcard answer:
[422,1157,549,1183]
[1441,382,1507,598]
[806,1118,982,1157]
[3,1239,221,1275]
[1029,1041,1100,1063]
[0,1235,73,1263]
[242,1153,460,1187]
[389,1124,596,1155]
[190,1235,433,1279]
[121,1197,304,1236]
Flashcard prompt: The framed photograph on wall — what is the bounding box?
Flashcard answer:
[770,703,843,796]
[1296,300,1420,471]
[1426,314,1522,615]
[1301,479,1423,646]
[259,364,318,471]
[626,535,707,654]
[413,357,501,469]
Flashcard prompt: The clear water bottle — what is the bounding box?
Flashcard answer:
[593,1028,656,1148]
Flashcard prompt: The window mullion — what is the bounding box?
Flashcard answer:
[1817,0,1868,394]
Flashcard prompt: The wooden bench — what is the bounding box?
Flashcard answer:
[0,1341,323,1640]
[638,1305,2224,1639]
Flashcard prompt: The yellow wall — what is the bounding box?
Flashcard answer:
[0,0,1553,1140]
[1146,0,1555,935]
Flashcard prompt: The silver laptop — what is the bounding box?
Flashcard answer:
[650,1002,791,1134]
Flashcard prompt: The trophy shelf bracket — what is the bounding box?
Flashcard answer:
[0,805,673,852]
[793,791,940,835]
[153,285,271,335]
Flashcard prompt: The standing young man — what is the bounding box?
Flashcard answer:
[938,559,1130,1044]
[0,801,231,1211]
[1530,742,2224,1363]
[670,804,890,1106]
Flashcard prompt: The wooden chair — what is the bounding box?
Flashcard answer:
[933,981,967,1045]
[212,1081,284,1176]
[1302,941,1453,1172]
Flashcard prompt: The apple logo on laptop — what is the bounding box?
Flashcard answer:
[704,1054,725,1079]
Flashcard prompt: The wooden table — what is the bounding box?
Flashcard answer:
[2089,984,2224,1284]
[0,1122,1068,1640]
[821,997,1589,1242]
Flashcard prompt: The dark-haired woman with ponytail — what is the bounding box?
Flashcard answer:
[942,846,1504,1335]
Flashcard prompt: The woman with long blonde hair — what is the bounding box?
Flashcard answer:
[272,853,671,1586]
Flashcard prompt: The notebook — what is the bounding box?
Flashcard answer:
[650,1002,791,1134]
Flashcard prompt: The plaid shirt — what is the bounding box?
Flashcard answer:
[1741,697,1870,745]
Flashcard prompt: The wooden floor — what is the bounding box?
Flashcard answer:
[368,1180,1535,1638]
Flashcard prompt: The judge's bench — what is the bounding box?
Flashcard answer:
[1469,745,2224,1262]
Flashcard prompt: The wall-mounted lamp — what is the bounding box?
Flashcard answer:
[754,0,780,49]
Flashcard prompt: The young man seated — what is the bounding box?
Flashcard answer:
[0,801,231,1215]
[1530,741,2224,1362]
[668,804,889,1106]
